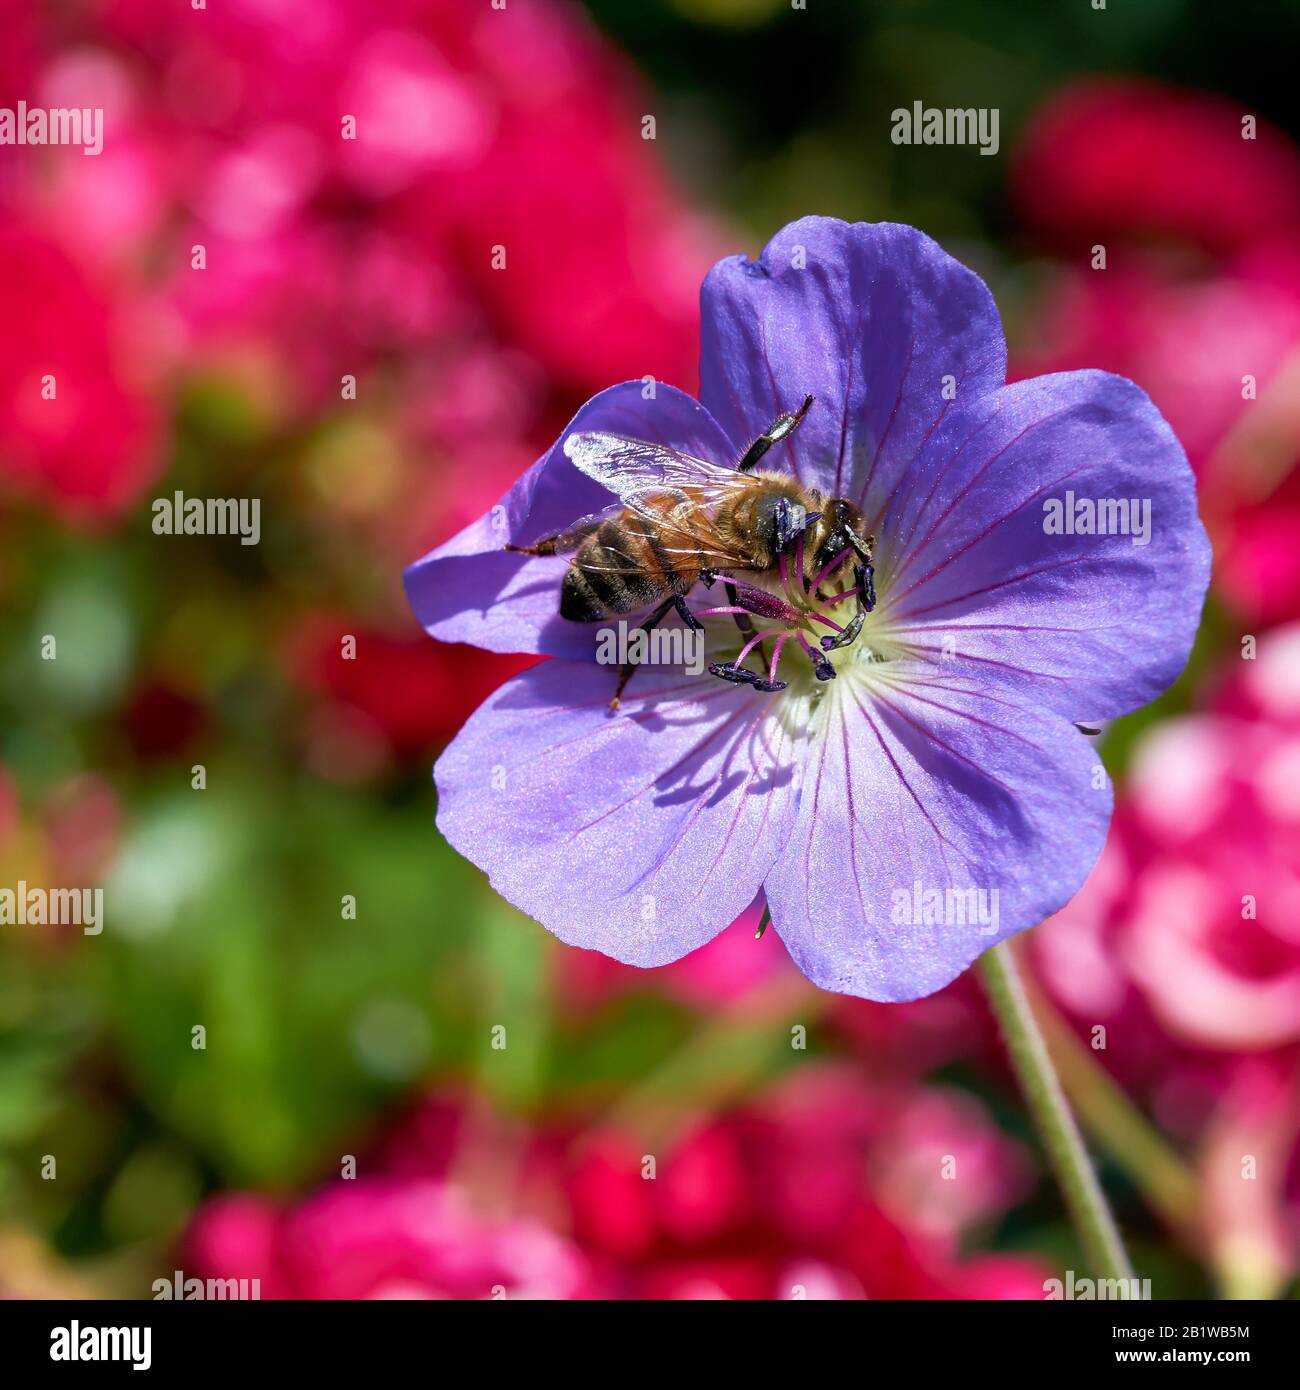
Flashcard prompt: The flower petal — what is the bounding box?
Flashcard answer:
[699,217,1006,499]
[763,667,1111,1001]
[877,369,1211,722]
[435,659,799,966]
[403,382,737,657]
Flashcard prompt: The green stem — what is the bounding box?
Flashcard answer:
[1020,967,1200,1238]
[980,941,1136,1286]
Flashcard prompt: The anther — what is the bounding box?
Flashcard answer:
[708,662,789,693]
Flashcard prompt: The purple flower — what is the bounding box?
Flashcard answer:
[405,218,1209,1001]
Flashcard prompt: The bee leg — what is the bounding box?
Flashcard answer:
[819,558,875,651]
[504,535,561,556]
[504,535,564,557]
[609,593,705,710]
[736,394,814,473]
[816,527,875,610]
[609,596,677,711]
[670,595,704,632]
[843,530,876,612]
[503,520,598,557]
[858,558,876,613]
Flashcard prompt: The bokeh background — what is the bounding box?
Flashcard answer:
[2,0,1299,1300]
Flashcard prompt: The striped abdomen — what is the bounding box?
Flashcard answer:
[560,507,697,623]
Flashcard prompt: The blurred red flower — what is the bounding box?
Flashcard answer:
[185,1077,1044,1300]
[1012,79,1300,626]
[1013,78,1300,257]
[287,614,540,763]
[0,229,164,518]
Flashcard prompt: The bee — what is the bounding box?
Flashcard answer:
[506,396,875,704]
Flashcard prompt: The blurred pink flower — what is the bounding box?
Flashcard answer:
[1217,621,1300,726]
[392,0,719,394]
[2,0,715,561]
[1012,260,1300,475]
[41,774,122,888]
[1199,1058,1300,1298]
[870,1088,1034,1244]
[1036,627,1300,1118]
[102,0,714,399]
[553,904,801,1012]
[186,1181,595,1299]
[567,1066,1040,1298]
[1120,716,1300,1052]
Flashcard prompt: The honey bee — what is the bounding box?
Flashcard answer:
[506,396,875,704]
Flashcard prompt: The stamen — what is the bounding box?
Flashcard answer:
[808,611,845,635]
[699,531,877,695]
[707,662,788,693]
[724,581,804,625]
[734,630,767,668]
[768,631,794,683]
[798,634,836,681]
[821,610,865,652]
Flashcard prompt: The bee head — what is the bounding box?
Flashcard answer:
[805,497,869,587]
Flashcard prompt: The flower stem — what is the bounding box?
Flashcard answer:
[979,941,1136,1286]
[1018,964,1200,1238]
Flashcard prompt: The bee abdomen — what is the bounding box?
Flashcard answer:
[561,565,616,622]
[561,513,682,621]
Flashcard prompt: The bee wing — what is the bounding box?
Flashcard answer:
[537,504,621,556]
[562,431,752,508]
[561,431,765,572]
[514,500,698,577]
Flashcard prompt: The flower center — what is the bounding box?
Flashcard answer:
[698,535,881,695]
